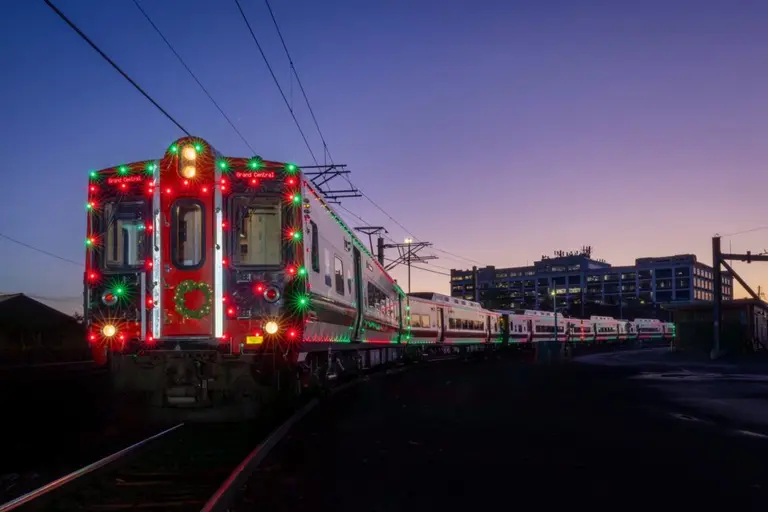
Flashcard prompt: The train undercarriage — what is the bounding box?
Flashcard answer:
[107,342,493,422]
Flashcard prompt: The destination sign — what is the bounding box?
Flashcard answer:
[107,175,144,185]
[234,171,276,180]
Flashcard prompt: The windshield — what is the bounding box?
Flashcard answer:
[103,201,147,269]
[232,195,282,267]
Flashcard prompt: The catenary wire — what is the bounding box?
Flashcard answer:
[131,0,256,153]
[233,0,319,164]
[43,0,191,136]
[258,2,481,268]
[0,232,82,267]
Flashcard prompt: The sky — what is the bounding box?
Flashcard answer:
[1,0,767,315]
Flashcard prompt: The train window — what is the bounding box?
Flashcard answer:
[104,201,146,269]
[421,315,430,327]
[171,199,205,269]
[324,249,332,286]
[232,196,281,266]
[334,256,344,295]
[310,221,320,272]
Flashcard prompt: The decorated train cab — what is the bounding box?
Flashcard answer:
[83,137,410,411]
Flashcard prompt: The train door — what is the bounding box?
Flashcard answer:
[501,314,510,346]
[352,247,363,341]
[527,319,533,343]
[438,308,445,342]
[486,315,491,342]
[157,144,220,342]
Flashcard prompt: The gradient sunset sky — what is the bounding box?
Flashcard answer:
[1,0,767,314]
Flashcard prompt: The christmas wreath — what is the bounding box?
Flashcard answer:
[174,280,213,320]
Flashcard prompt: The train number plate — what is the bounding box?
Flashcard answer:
[246,335,264,345]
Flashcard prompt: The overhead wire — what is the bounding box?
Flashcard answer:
[233,0,319,164]
[0,232,82,267]
[383,258,450,276]
[720,227,768,237]
[43,0,191,136]
[131,0,256,153]
[259,1,481,268]
[263,0,331,163]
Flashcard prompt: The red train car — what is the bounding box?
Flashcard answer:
[83,137,495,414]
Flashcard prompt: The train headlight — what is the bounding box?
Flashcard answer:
[181,165,196,179]
[102,324,117,337]
[264,321,279,335]
[182,145,197,161]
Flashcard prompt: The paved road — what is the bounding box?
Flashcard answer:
[232,355,768,510]
[578,348,768,434]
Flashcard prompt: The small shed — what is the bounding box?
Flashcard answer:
[666,299,768,355]
[0,294,88,365]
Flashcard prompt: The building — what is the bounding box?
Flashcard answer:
[0,293,88,365]
[666,299,768,355]
[450,249,733,312]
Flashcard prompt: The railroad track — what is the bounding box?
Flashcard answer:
[0,351,521,512]
[1,397,305,512]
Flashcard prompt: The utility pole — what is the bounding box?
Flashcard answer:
[354,226,388,257]
[711,235,768,359]
[406,238,412,293]
[382,239,436,293]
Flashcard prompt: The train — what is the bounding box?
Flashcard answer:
[83,137,674,414]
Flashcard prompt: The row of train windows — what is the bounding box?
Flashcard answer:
[412,316,500,331]
[367,282,395,319]
[448,318,485,330]
[534,325,565,333]
[310,221,394,320]
[410,315,432,328]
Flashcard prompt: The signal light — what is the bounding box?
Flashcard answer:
[288,329,297,339]
[263,286,280,303]
[227,307,236,317]
[254,283,265,294]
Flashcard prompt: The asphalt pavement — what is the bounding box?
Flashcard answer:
[232,353,768,511]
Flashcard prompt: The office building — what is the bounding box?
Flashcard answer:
[450,249,733,311]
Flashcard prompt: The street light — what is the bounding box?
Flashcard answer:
[405,238,413,294]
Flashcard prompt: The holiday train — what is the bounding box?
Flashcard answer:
[83,137,674,412]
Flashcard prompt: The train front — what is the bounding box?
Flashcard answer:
[84,137,307,411]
